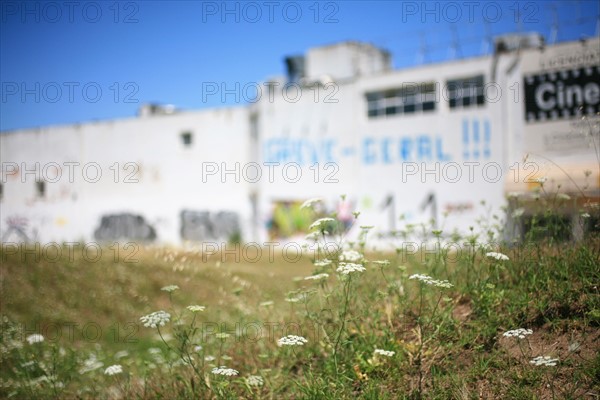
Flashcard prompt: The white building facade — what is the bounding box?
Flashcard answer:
[1,36,598,245]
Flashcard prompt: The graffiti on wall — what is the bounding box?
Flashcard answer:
[180,210,240,242]
[94,213,156,242]
[262,119,491,165]
[1,216,38,243]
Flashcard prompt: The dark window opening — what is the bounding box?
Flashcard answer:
[365,82,437,119]
[36,180,45,198]
[447,75,485,109]
[181,132,193,147]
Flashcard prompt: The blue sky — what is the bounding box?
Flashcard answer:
[1,0,598,131]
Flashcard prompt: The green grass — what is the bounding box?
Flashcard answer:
[1,212,599,399]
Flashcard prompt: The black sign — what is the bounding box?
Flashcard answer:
[524,66,600,123]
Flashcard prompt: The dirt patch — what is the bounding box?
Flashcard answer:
[452,301,473,323]
[498,325,599,362]
[498,324,599,399]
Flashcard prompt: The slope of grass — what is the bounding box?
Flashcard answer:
[1,226,599,399]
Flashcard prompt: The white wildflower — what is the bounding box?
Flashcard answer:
[304,273,329,281]
[194,345,202,352]
[486,252,509,261]
[314,259,332,267]
[161,285,179,293]
[277,335,308,346]
[530,356,559,367]
[374,349,395,357]
[581,212,591,218]
[140,310,171,328]
[533,177,547,184]
[408,274,453,288]
[340,250,363,262]
[336,262,366,275]
[286,292,308,303]
[186,305,206,312]
[104,365,123,376]
[556,193,571,201]
[309,218,335,230]
[305,232,321,241]
[26,334,44,345]
[211,366,239,376]
[246,375,264,386]
[259,301,274,307]
[114,350,129,359]
[511,208,525,218]
[300,198,322,210]
[503,328,533,339]
[371,260,391,267]
[79,354,103,374]
[205,355,215,361]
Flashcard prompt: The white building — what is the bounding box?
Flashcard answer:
[1,35,598,245]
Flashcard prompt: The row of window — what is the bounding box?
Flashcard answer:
[366,75,485,118]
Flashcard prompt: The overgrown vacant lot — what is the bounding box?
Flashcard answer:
[1,221,599,399]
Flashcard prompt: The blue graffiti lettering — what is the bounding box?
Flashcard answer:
[264,138,336,165]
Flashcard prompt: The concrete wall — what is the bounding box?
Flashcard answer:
[1,107,251,244]
[1,38,597,246]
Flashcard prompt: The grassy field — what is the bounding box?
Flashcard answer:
[1,207,599,399]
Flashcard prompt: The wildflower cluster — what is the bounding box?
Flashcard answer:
[339,250,363,262]
[246,375,264,386]
[309,218,335,230]
[277,335,308,346]
[336,263,366,275]
[486,252,510,261]
[79,354,103,374]
[305,232,321,241]
[409,274,453,288]
[140,310,171,328]
[26,334,44,345]
[161,285,180,292]
[211,366,239,376]
[530,356,559,367]
[371,260,391,267]
[186,305,206,312]
[374,349,395,357]
[304,273,330,281]
[314,259,332,267]
[503,328,533,339]
[300,198,322,210]
[104,365,123,376]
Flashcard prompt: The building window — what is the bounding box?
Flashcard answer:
[181,132,193,147]
[447,75,485,109]
[366,83,436,118]
[36,180,45,198]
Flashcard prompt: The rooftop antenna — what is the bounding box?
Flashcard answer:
[416,32,429,64]
[575,0,584,26]
[449,25,462,59]
[548,3,558,44]
[481,20,493,55]
[515,7,523,35]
